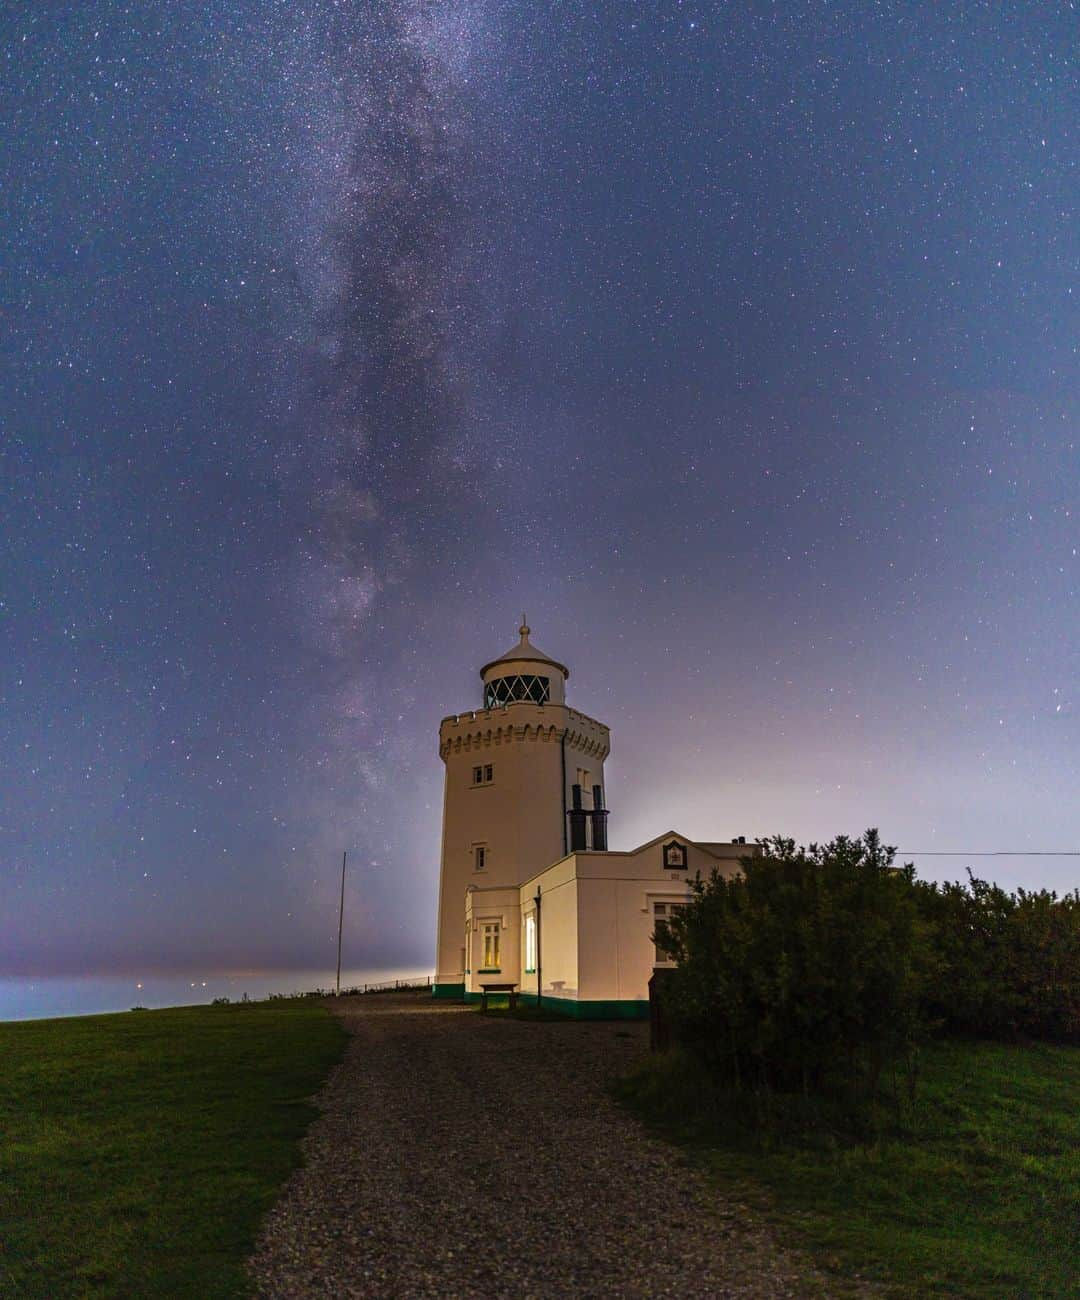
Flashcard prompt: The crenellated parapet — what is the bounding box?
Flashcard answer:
[439,702,609,762]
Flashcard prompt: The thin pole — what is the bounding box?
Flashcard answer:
[335,850,347,996]
[534,885,542,1013]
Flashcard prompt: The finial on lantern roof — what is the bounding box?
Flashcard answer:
[519,614,530,640]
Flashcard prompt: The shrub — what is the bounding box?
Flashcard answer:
[658,830,931,1104]
[658,832,1080,1120]
[914,875,1080,1042]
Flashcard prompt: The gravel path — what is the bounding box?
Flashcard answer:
[248,993,848,1298]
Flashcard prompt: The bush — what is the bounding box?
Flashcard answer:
[915,875,1080,1042]
[658,831,931,1105]
[658,832,1080,1120]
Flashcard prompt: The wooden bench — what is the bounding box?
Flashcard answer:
[479,982,519,1012]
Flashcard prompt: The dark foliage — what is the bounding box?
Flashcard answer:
[657,831,930,1102]
[915,874,1080,1042]
[657,831,1080,1111]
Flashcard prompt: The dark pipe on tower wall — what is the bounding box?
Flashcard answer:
[560,734,568,856]
[591,783,609,851]
[569,782,588,851]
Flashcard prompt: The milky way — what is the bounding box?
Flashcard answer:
[283,3,510,920]
[2,3,1076,990]
[295,4,491,647]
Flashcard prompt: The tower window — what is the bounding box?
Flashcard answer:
[474,845,487,871]
[484,764,493,782]
[473,766,482,785]
[472,765,493,786]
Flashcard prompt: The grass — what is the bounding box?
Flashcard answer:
[0,1000,346,1298]
[616,1037,1080,1298]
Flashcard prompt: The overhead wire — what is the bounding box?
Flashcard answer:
[899,850,1079,857]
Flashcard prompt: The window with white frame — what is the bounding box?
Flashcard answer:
[652,900,686,966]
[524,913,537,972]
[481,921,501,970]
[474,844,487,871]
[472,764,494,786]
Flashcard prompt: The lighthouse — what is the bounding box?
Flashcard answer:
[432,621,751,1015]
[432,620,610,999]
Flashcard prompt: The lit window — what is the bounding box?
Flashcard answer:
[525,913,537,971]
[481,922,500,969]
[474,845,486,871]
[653,900,686,966]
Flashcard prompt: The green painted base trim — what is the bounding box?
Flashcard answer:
[432,982,465,1000]
[517,994,649,1020]
[459,989,649,1019]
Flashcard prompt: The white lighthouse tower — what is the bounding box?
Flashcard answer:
[432,620,610,998]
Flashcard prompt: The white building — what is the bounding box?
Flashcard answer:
[433,622,749,1017]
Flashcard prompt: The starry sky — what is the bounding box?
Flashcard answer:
[3,2,1077,984]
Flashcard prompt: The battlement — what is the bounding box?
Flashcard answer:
[439,701,608,733]
[439,701,609,762]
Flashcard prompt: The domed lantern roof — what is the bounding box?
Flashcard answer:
[480,618,569,680]
[479,618,568,707]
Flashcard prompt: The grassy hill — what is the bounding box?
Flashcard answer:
[0,1000,345,1298]
[5,998,1077,1297]
[618,1036,1080,1297]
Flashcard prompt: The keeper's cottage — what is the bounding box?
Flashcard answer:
[434,621,749,1017]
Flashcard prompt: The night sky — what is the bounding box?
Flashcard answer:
[3,3,1076,984]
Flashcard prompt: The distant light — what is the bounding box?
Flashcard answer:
[136,982,142,989]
